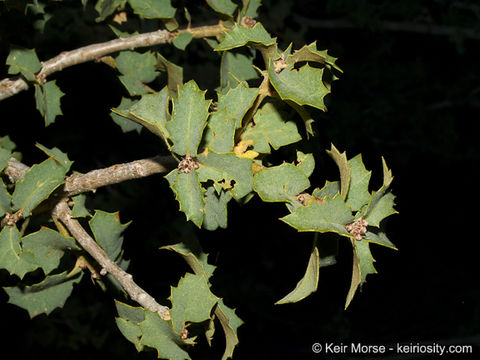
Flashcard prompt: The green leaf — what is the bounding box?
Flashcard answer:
[71,194,91,218]
[241,0,262,18]
[34,81,65,126]
[0,225,39,278]
[268,61,330,111]
[139,310,191,359]
[110,97,143,133]
[0,147,10,171]
[126,87,170,140]
[22,227,79,275]
[172,32,193,50]
[116,51,158,96]
[35,143,73,172]
[366,230,397,250]
[281,196,353,236]
[346,154,371,211]
[296,151,315,178]
[275,243,319,304]
[170,171,205,228]
[203,186,232,230]
[166,80,211,156]
[241,102,301,153]
[253,163,310,202]
[156,54,183,95]
[94,0,127,21]
[215,23,275,51]
[287,41,342,73]
[12,157,67,217]
[326,144,350,199]
[160,237,216,280]
[4,271,83,318]
[220,51,259,90]
[313,181,340,199]
[203,109,236,153]
[0,178,11,216]
[128,0,176,19]
[169,272,219,334]
[206,0,237,16]
[197,151,253,199]
[6,47,42,81]
[217,84,258,129]
[215,299,243,360]
[89,210,130,261]
[115,300,145,351]
[0,135,16,151]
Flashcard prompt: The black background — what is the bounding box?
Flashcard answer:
[1,0,479,358]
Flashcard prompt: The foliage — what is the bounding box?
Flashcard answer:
[0,0,398,358]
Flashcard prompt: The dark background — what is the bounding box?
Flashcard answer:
[1,0,479,358]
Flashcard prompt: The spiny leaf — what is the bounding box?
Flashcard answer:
[0,178,11,216]
[281,196,353,236]
[241,102,301,153]
[139,310,191,359]
[22,227,79,275]
[215,299,243,360]
[203,109,236,153]
[172,32,193,50]
[166,80,211,156]
[4,270,83,318]
[169,272,219,334]
[326,144,350,199]
[268,61,330,111]
[197,151,253,199]
[220,51,259,90]
[6,47,42,81]
[116,51,158,96]
[34,81,65,126]
[217,84,258,129]
[156,54,183,95]
[0,135,16,151]
[12,157,67,217]
[366,229,397,250]
[241,0,262,18]
[35,143,73,172]
[206,0,237,16]
[346,154,371,212]
[128,0,176,19]
[110,97,143,133]
[126,87,170,140]
[253,163,310,202]
[215,23,275,51]
[169,170,205,228]
[94,0,126,21]
[71,194,91,218]
[287,41,342,73]
[0,225,39,278]
[0,147,10,172]
[89,210,130,261]
[203,186,232,230]
[296,151,315,178]
[313,181,340,199]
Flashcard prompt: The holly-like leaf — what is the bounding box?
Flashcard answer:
[281,196,354,235]
[128,0,176,19]
[156,54,183,95]
[172,32,193,51]
[94,0,127,21]
[275,243,319,304]
[35,143,73,172]
[241,102,301,153]
[197,151,253,199]
[170,171,205,228]
[203,186,232,230]
[313,181,340,200]
[0,135,16,151]
[287,41,342,73]
[241,0,262,18]
[220,51,259,90]
[6,47,42,81]
[0,225,38,278]
[215,23,275,51]
[116,51,158,96]
[296,151,315,178]
[253,163,310,202]
[0,147,10,172]
[268,61,330,111]
[366,229,397,250]
[166,80,211,156]
[4,271,83,318]
[139,310,191,359]
[169,272,219,334]
[71,194,91,218]
[215,299,243,360]
[217,84,258,129]
[326,144,350,199]
[34,81,65,126]
[126,87,170,140]
[110,97,143,133]
[346,154,371,212]
[203,110,236,153]
[0,178,11,216]
[22,227,79,275]
[206,0,237,16]
[12,157,67,217]
[115,300,145,352]
[89,210,130,261]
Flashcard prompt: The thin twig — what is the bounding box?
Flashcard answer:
[0,23,226,101]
